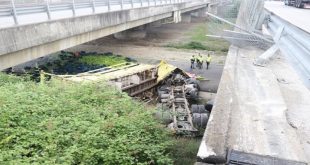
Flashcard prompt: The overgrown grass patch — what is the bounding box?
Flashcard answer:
[168,138,201,165]
[166,22,231,53]
[79,54,127,66]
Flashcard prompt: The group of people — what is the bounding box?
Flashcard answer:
[190,53,212,70]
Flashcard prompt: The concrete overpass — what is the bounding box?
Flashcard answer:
[0,0,213,70]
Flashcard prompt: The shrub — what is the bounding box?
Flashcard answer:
[0,74,173,165]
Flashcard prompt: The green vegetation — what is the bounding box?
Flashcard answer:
[169,138,201,165]
[0,74,173,165]
[79,55,127,66]
[166,23,231,53]
[166,41,228,52]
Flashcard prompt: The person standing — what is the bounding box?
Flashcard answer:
[190,55,195,69]
[198,54,203,69]
[206,54,212,70]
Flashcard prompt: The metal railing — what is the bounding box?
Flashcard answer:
[0,0,187,25]
[266,12,310,88]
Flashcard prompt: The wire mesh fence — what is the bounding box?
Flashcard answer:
[206,0,273,49]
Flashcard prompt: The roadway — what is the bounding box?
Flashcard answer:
[264,1,310,33]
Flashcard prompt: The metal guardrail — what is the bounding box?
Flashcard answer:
[0,0,187,25]
[266,11,310,88]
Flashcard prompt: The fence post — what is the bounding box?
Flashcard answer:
[108,0,111,11]
[72,0,76,16]
[140,0,143,7]
[92,0,96,13]
[46,0,51,20]
[121,0,124,10]
[11,0,18,25]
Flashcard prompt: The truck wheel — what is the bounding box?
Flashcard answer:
[191,104,207,113]
[160,94,170,99]
[288,0,293,6]
[198,105,207,113]
[191,104,199,113]
[193,113,209,128]
[155,110,172,125]
[296,0,304,8]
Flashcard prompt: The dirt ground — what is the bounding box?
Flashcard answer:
[68,17,228,93]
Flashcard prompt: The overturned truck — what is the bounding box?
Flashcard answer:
[54,60,210,136]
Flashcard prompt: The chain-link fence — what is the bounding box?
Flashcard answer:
[206,0,273,49]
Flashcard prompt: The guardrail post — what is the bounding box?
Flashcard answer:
[140,0,143,7]
[46,0,51,20]
[91,0,96,13]
[121,0,124,10]
[11,0,18,25]
[108,0,111,11]
[131,0,134,8]
[72,0,76,16]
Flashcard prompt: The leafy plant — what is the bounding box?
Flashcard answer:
[79,55,127,66]
[0,74,173,165]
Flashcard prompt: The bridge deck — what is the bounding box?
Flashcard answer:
[264,1,310,33]
[197,46,310,164]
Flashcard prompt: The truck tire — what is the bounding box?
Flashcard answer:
[205,100,214,112]
[160,93,170,99]
[297,0,304,8]
[191,104,199,113]
[155,110,172,125]
[191,104,207,113]
[193,113,209,128]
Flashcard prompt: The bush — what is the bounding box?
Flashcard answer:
[0,74,173,165]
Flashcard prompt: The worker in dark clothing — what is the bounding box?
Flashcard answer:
[206,54,212,70]
[195,55,199,68]
[190,55,195,69]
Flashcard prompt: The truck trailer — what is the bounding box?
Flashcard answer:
[284,0,310,8]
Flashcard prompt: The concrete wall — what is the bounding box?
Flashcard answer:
[0,1,208,70]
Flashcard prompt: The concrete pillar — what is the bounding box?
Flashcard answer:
[181,13,191,23]
[173,10,181,23]
[114,27,147,40]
